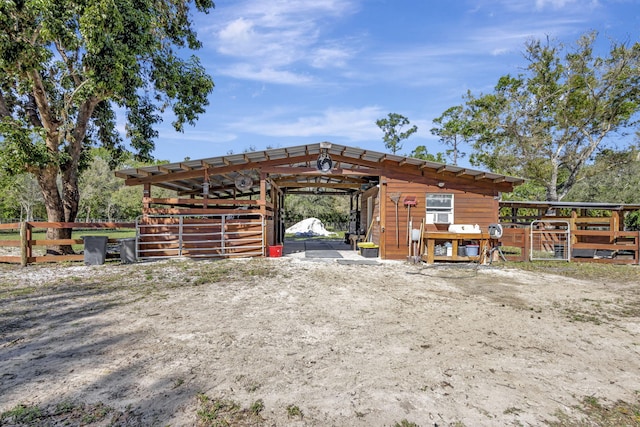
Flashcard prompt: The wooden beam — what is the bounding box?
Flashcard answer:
[474,173,486,181]
[285,189,353,195]
[261,166,381,176]
[125,153,318,186]
[436,165,447,173]
[276,182,362,189]
[456,169,467,177]
[144,197,260,206]
[143,207,272,216]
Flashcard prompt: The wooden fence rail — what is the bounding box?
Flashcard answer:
[498,227,639,264]
[0,222,135,266]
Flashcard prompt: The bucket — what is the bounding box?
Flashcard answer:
[119,238,137,264]
[457,245,466,257]
[361,247,379,258]
[268,245,283,257]
[466,244,480,257]
[82,236,108,265]
[553,244,565,258]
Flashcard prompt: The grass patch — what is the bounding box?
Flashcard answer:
[394,420,419,427]
[196,394,265,426]
[0,401,118,426]
[286,404,303,419]
[547,395,640,426]
[285,233,345,240]
[0,404,42,424]
[189,259,277,286]
[504,261,640,283]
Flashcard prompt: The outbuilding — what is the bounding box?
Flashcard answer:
[115,142,523,261]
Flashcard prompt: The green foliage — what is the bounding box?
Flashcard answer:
[625,210,640,231]
[501,180,547,202]
[458,32,640,201]
[0,404,42,424]
[408,145,445,163]
[0,0,214,226]
[430,105,470,165]
[376,113,418,154]
[284,194,349,227]
[565,145,640,204]
[0,171,45,220]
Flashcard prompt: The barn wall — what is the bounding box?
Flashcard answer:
[381,178,499,260]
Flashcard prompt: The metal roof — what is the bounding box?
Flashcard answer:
[115,142,525,197]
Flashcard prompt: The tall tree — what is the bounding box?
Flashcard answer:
[0,172,44,221]
[408,145,445,163]
[78,154,123,222]
[462,32,640,201]
[376,113,418,154]
[430,105,468,165]
[565,144,640,204]
[0,0,215,253]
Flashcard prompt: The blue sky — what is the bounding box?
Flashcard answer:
[148,0,640,166]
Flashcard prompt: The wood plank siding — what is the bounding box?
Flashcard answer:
[116,143,521,260]
[381,179,499,260]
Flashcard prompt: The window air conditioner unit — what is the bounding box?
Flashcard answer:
[434,213,452,224]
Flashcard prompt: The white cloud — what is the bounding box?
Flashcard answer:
[229,106,385,141]
[218,63,313,85]
[490,0,599,12]
[310,46,352,69]
[206,0,359,84]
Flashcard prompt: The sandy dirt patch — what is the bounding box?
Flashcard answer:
[0,253,639,426]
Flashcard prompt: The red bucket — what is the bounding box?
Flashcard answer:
[268,245,283,257]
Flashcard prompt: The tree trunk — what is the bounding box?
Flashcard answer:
[61,161,80,224]
[36,164,74,255]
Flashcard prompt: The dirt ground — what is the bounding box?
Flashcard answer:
[1,245,639,426]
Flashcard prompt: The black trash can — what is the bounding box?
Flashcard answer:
[120,238,137,264]
[83,236,108,265]
[553,243,565,259]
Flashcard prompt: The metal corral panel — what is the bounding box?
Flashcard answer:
[136,214,265,260]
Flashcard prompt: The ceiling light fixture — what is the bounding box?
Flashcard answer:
[317,141,334,173]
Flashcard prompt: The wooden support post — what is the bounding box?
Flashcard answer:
[20,222,32,267]
[259,173,267,216]
[143,183,151,214]
[523,227,530,262]
[379,176,387,259]
[260,173,267,255]
[611,211,620,232]
[202,167,209,209]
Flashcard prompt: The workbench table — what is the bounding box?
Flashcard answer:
[421,232,490,264]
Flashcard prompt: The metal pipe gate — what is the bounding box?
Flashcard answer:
[530,220,570,261]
